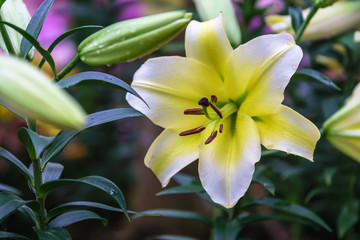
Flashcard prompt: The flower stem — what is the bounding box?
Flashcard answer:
[294,5,319,43]
[55,54,81,81]
[0,14,16,55]
[32,157,47,232]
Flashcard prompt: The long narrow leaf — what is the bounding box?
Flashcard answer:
[56,72,146,105]
[20,0,54,57]
[33,227,71,240]
[0,148,33,184]
[38,25,102,69]
[48,210,107,228]
[0,231,31,240]
[0,192,31,222]
[0,21,56,75]
[41,108,142,167]
[39,176,128,219]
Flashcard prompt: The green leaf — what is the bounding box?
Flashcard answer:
[41,108,142,167]
[323,167,337,186]
[48,210,107,228]
[134,209,213,226]
[149,235,198,240]
[305,187,337,204]
[20,0,54,58]
[289,6,304,33]
[40,175,128,219]
[38,25,102,69]
[244,197,332,232]
[0,148,33,184]
[46,201,134,222]
[214,217,241,240]
[18,205,39,225]
[0,20,56,75]
[0,1,6,8]
[252,176,275,196]
[292,69,340,91]
[0,183,22,195]
[18,128,54,160]
[337,201,359,238]
[0,231,31,240]
[237,213,312,226]
[156,185,204,196]
[43,162,64,183]
[0,192,31,222]
[33,227,72,240]
[173,174,228,211]
[56,72,146,105]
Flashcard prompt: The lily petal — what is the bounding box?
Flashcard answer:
[198,112,261,208]
[126,56,224,130]
[185,14,232,78]
[225,33,302,116]
[145,129,200,187]
[255,105,320,161]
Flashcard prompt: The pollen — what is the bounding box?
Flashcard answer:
[292,64,297,70]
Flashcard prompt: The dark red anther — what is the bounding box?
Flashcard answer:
[205,131,218,144]
[211,95,217,103]
[209,102,223,118]
[184,108,204,115]
[219,124,223,133]
[198,97,210,107]
[180,127,206,136]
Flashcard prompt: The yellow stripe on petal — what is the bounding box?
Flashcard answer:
[255,105,320,161]
[185,15,232,79]
[198,112,261,208]
[225,33,302,116]
[126,56,224,131]
[145,129,200,187]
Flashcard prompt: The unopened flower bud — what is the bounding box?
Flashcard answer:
[78,11,191,66]
[0,0,34,58]
[0,55,86,129]
[323,82,360,162]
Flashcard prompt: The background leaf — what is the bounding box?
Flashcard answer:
[292,69,340,91]
[337,201,359,238]
[0,231,31,240]
[289,6,304,33]
[33,227,72,240]
[0,148,33,184]
[0,183,22,195]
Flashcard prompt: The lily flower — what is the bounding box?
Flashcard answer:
[126,15,320,208]
[323,83,360,162]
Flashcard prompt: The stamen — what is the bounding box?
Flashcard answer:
[209,102,223,119]
[184,108,204,115]
[219,124,223,133]
[211,95,217,103]
[198,97,210,107]
[205,131,218,144]
[179,127,206,136]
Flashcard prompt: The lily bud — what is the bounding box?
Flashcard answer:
[265,1,360,41]
[323,83,360,162]
[193,0,241,45]
[78,11,191,66]
[0,55,86,129]
[0,0,34,58]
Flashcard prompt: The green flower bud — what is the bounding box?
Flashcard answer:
[0,0,34,58]
[78,11,191,66]
[193,0,241,46]
[313,0,338,8]
[0,55,86,129]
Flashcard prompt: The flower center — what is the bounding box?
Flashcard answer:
[179,95,238,145]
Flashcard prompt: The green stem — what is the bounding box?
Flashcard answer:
[0,14,16,55]
[55,54,81,81]
[33,157,47,232]
[294,5,319,43]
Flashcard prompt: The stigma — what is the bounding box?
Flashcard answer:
[180,95,224,145]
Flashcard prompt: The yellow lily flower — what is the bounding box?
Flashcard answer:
[323,83,360,162]
[265,1,360,42]
[126,15,320,208]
